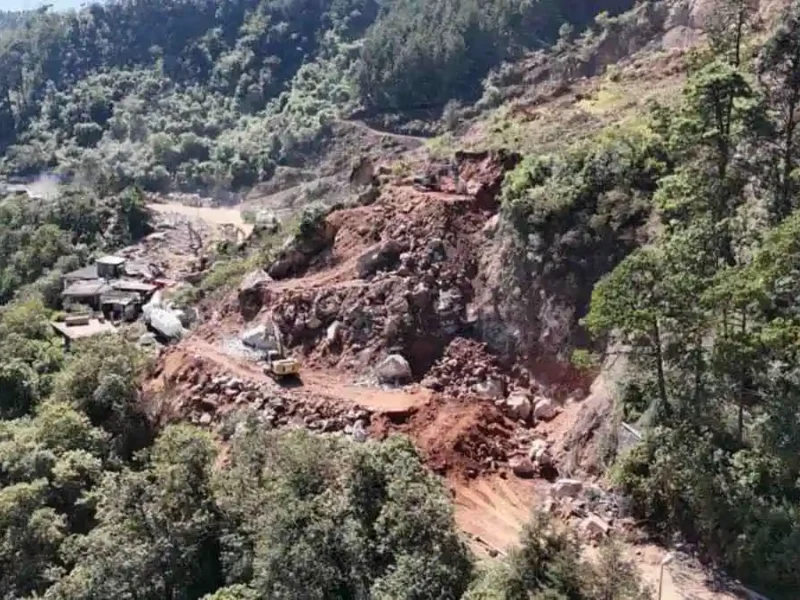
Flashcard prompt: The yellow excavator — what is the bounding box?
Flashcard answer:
[263,320,301,378]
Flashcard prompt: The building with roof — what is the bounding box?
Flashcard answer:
[51,315,117,349]
[63,264,99,284]
[63,255,128,286]
[62,280,111,310]
[100,290,140,322]
[61,256,158,316]
[111,279,158,297]
[96,255,126,279]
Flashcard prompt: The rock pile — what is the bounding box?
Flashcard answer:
[170,367,373,440]
[238,153,519,391]
[422,338,506,396]
[539,476,636,543]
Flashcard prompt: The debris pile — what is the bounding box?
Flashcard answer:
[217,150,524,398]
[422,338,506,396]
[538,476,637,543]
[163,357,373,439]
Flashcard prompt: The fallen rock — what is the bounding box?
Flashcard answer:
[241,325,275,351]
[410,283,433,309]
[506,392,532,421]
[137,332,158,347]
[475,377,505,400]
[376,354,412,383]
[580,514,611,540]
[482,214,500,237]
[254,210,280,234]
[533,396,558,421]
[552,479,584,499]
[326,321,342,344]
[357,186,380,206]
[357,240,404,278]
[238,270,272,320]
[352,420,368,442]
[510,456,536,479]
[173,307,198,328]
[529,439,552,466]
[148,307,185,341]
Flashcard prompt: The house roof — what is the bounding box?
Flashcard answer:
[97,255,126,266]
[51,318,117,341]
[63,264,99,281]
[62,280,111,298]
[124,260,156,279]
[101,289,139,306]
[111,279,157,294]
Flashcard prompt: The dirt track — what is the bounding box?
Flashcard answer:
[182,337,429,414]
[148,202,254,236]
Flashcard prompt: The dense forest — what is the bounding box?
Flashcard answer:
[0,0,632,193]
[500,0,800,595]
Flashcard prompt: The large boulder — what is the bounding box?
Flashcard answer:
[436,288,464,334]
[238,269,272,319]
[267,218,336,280]
[533,396,558,421]
[510,456,536,479]
[149,308,185,340]
[254,210,280,234]
[357,186,380,206]
[326,321,342,344]
[410,283,432,309]
[241,324,276,352]
[474,377,504,400]
[528,439,552,467]
[357,240,404,278]
[267,244,308,280]
[350,156,375,187]
[376,354,412,384]
[551,479,583,499]
[580,514,611,540]
[506,392,532,421]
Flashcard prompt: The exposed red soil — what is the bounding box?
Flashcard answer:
[148,150,591,485]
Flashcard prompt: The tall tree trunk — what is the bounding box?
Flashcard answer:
[738,310,747,443]
[653,318,670,419]
[778,64,800,220]
[693,335,704,422]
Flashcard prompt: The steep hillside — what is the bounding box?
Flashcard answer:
[0,0,639,195]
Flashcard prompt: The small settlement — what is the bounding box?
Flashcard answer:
[51,255,162,347]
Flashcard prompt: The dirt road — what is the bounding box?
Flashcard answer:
[148,202,254,236]
[183,337,428,414]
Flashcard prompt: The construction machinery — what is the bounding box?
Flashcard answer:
[262,319,300,378]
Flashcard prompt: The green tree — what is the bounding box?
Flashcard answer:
[49,425,224,600]
[53,335,152,459]
[215,426,473,599]
[758,0,800,220]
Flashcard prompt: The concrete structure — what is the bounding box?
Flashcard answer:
[62,280,111,310]
[61,257,157,314]
[111,279,158,297]
[96,255,126,279]
[100,290,139,322]
[51,316,116,349]
[63,264,99,284]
